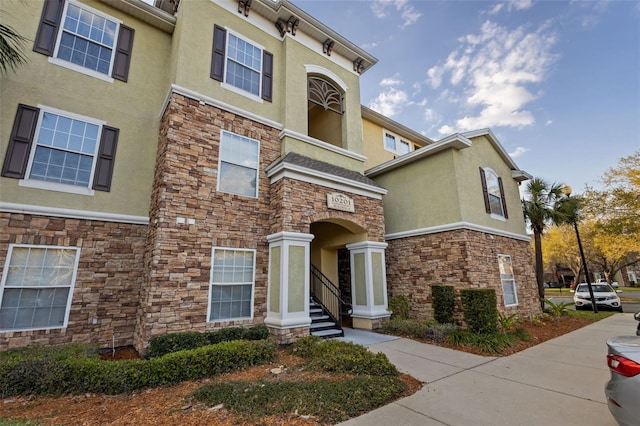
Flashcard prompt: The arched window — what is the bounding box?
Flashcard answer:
[480,167,508,218]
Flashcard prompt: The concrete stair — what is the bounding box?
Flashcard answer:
[309,300,343,338]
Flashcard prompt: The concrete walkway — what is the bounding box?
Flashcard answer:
[338,314,636,426]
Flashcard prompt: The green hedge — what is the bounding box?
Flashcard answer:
[0,339,277,397]
[432,285,455,324]
[291,336,398,376]
[460,289,498,334]
[145,325,270,358]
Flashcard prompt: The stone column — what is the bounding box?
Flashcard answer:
[265,231,314,343]
[346,241,390,330]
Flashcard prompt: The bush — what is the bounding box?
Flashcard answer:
[291,337,398,376]
[432,285,455,324]
[0,339,277,397]
[146,325,270,358]
[382,319,458,343]
[388,294,411,320]
[447,329,517,354]
[460,289,498,334]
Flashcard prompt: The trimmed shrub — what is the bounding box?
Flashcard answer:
[388,294,411,320]
[432,285,455,324]
[460,289,498,334]
[291,337,398,377]
[145,324,270,358]
[0,339,277,397]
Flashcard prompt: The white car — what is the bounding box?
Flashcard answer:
[573,283,623,312]
[596,278,619,289]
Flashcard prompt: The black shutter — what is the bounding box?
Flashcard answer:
[112,25,134,82]
[479,167,491,213]
[210,25,226,81]
[262,51,273,102]
[92,126,119,192]
[498,176,508,218]
[33,0,65,56]
[1,104,40,179]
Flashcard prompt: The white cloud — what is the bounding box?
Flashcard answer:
[509,146,528,158]
[380,77,402,86]
[370,0,422,28]
[434,19,559,134]
[369,86,409,117]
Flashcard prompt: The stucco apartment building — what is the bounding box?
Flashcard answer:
[0,0,540,354]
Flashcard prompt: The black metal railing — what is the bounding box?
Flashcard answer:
[310,264,351,329]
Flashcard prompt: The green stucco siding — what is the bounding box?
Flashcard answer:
[372,252,384,305]
[287,245,305,313]
[269,246,281,313]
[353,252,367,305]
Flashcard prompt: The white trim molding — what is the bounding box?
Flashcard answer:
[266,160,387,199]
[385,221,531,242]
[0,202,149,225]
[279,128,367,163]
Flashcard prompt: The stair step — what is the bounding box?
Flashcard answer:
[309,308,323,314]
[310,321,337,329]
[310,315,330,322]
[311,328,344,338]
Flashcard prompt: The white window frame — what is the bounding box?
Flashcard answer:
[19,105,105,196]
[383,129,411,155]
[208,247,256,322]
[216,130,260,198]
[0,244,80,332]
[498,254,518,307]
[483,167,506,220]
[220,29,264,102]
[49,0,121,82]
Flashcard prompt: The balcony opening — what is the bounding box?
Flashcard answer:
[308,75,344,148]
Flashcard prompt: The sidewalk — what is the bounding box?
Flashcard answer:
[338,314,635,426]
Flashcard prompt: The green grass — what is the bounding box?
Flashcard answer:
[0,419,43,426]
[191,376,406,424]
[567,309,615,320]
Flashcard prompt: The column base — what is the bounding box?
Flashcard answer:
[352,314,391,331]
[266,324,310,344]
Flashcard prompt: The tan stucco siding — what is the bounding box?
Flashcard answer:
[0,0,171,217]
[374,150,463,234]
[362,119,397,169]
[455,136,528,235]
[171,1,365,165]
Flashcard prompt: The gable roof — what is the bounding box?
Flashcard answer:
[366,128,531,182]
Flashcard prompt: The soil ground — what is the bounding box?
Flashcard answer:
[0,315,595,425]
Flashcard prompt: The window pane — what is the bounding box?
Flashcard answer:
[58,4,116,75]
[209,249,254,321]
[218,162,257,197]
[385,133,396,150]
[0,247,77,331]
[225,34,262,96]
[30,111,98,187]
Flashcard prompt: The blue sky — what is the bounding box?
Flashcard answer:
[295,0,640,194]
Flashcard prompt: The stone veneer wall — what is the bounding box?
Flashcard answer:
[0,213,146,349]
[269,178,385,239]
[133,94,282,353]
[385,228,540,322]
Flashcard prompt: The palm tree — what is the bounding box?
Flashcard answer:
[522,178,574,310]
[0,20,28,74]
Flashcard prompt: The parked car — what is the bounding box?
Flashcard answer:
[605,316,640,426]
[596,278,619,289]
[572,283,623,312]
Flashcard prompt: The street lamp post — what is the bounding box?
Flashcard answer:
[561,185,598,313]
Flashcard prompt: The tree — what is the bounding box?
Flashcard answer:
[522,178,573,309]
[541,224,583,285]
[580,151,640,284]
[0,10,28,74]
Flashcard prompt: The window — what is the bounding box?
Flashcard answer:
[0,245,79,332]
[498,254,518,306]
[1,104,119,195]
[210,25,273,102]
[383,131,411,155]
[480,167,509,219]
[33,0,134,82]
[217,131,259,198]
[209,248,255,321]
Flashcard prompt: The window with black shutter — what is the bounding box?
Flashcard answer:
[33,0,134,82]
[2,104,119,194]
